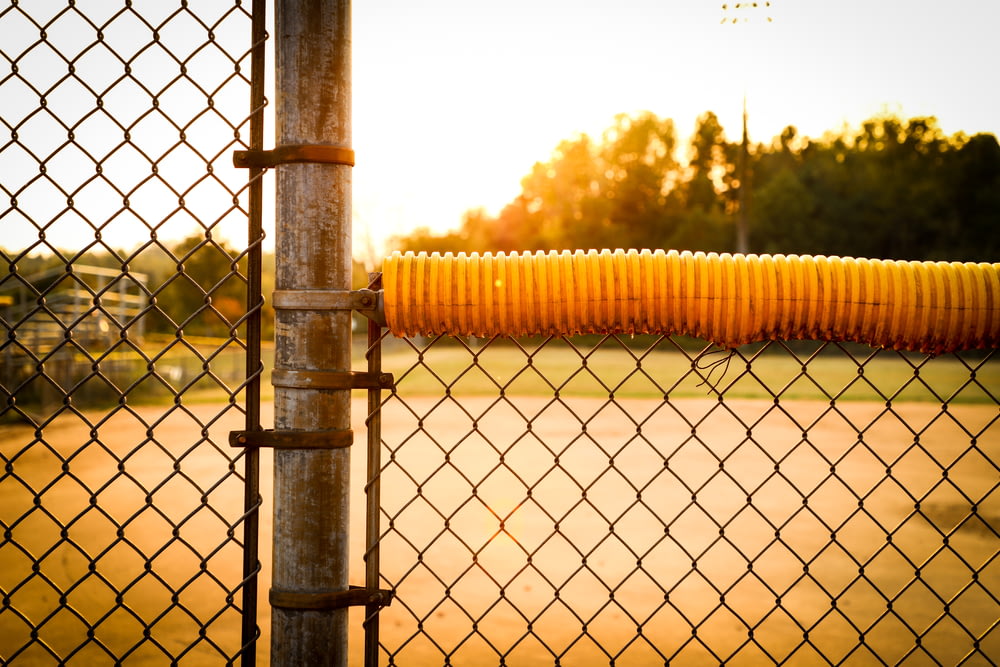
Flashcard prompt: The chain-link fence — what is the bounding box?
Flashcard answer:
[5,2,999,666]
[1,1,265,663]
[371,332,999,665]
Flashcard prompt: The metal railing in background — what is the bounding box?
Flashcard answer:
[1,1,265,663]
[370,332,999,665]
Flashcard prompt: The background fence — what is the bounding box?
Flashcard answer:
[1,1,264,663]
[372,332,999,665]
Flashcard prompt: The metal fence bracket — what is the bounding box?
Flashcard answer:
[272,288,386,326]
[229,429,354,450]
[269,586,394,611]
[233,143,355,169]
[271,369,394,390]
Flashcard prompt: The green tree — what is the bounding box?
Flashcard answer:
[508,111,684,250]
[748,114,982,260]
[598,112,678,248]
[519,134,607,249]
[667,111,732,251]
[751,167,817,253]
[943,133,1000,261]
[387,110,999,262]
[153,233,248,337]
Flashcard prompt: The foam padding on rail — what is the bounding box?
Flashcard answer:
[383,249,1000,353]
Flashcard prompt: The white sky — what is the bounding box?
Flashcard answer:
[351,0,1000,262]
[2,1,997,260]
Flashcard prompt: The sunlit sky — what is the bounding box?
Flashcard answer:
[1,1,997,259]
[350,0,1000,262]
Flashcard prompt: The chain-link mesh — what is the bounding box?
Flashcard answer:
[372,332,999,665]
[1,1,264,663]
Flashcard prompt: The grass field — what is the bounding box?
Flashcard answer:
[5,334,992,421]
[379,335,998,403]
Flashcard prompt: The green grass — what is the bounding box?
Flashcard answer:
[378,336,999,403]
[5,335,992,425]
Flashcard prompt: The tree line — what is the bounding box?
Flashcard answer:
[5,110,997,343]
[391,111,1000,262]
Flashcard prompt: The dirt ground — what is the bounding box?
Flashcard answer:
[2,396,998,665]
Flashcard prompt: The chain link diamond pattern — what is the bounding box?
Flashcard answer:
[1,1,262,663]
[373,333,999,665]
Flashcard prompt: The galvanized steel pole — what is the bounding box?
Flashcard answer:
[272,0,352,665]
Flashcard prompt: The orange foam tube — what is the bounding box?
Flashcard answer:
[382,249,1000,354]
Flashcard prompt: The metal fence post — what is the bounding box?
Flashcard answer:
[271,0,353,665]
[241,1,268,663]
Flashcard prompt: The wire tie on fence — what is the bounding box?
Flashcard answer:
[229,429,353,450]
[269,585,393,611]
[233,143,355,169]
[271,369,394,390]
[694,347,736,392]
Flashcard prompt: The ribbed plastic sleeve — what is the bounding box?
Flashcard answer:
[382,249,1000,354]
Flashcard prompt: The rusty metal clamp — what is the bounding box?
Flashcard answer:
[229,429,354,450]
[269,585,393,611]
[270,369,393,390]
[233,143,355,169]
[272,288,385,326]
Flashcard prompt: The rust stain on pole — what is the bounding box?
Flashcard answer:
[272,1,352,665]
